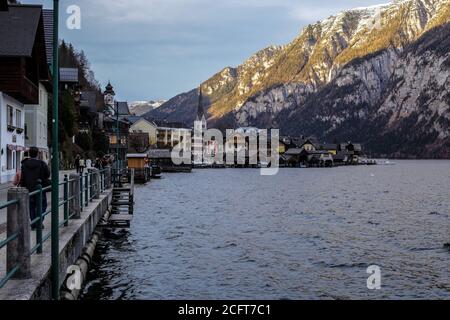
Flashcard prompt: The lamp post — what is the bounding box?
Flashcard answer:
[116,102,120,180]
[51,0,60,300]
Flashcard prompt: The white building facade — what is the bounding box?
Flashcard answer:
[24,83,49,162]
[0,92,26,183]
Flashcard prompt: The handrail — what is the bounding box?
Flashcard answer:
[0,199,19,210]
[0,166,117,289]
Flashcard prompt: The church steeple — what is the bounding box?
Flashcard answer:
[197,85,204,120]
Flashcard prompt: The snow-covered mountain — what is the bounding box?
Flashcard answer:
[145,0,450,157]
[129,100,166,116]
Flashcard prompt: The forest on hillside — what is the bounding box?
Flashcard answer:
[53,41,107,168]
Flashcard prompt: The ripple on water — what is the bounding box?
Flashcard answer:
[80,162,450,300]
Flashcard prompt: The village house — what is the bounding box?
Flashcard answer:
[156,125,191,150]
[129,118,158,147]
[147,148,191,172]
[332,152,349,166]
[23,8,53,163]
[0,2,50,183]
[338,142,363,164]
[282,137,333,167]
[23,82,50,163]
[319,143,338,155]
[278,137,289,154]
[283,148,303,167]
[278,134,365,167]
[298,137,318,151]
[102,82,130,162]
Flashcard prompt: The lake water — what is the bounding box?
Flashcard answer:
[80,161,450,300]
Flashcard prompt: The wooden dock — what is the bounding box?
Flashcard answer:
[107,169,135,228]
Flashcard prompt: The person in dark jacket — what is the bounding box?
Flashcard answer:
[20,147,50,230]
[94,157,102,169]
[74,154,81,173]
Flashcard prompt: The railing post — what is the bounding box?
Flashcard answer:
[84,172,89,206]
[7,188,31,279]
[79,174,83,212]
[63,175,69,226]
[69,173,81,219]
[93,169,100,199]
[106,166,112,189]
[36,182,43,254]
[130,168,135,194]
[88,170,92,200]
[100,170,104,192]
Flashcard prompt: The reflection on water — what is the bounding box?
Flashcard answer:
[80,161,450,300]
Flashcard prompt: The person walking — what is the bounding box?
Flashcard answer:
[79,157,85,174]
[101,156,106,168]
[94,157,102,170]
[74,154,81,173]
[13,152,30,187]
[86,158,92,169]
[20,147,50,230]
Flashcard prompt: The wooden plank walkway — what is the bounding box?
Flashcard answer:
[106,169,135,228]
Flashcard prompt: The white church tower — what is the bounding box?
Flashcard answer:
[193,86,207,165]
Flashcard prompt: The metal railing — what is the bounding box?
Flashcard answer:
[111,160,127,186]
[0,199,20,288]
[0,167,112,289]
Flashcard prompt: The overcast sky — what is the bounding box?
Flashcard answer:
[28,0,387,101]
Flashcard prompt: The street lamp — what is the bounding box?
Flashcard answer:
[51,0,60,300]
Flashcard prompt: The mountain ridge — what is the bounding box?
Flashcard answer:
[144,0,450,157]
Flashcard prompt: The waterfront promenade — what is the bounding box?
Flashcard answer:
[0,171,75,233]
[0,169,113,299]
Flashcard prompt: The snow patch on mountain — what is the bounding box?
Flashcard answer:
[129,100,166,116]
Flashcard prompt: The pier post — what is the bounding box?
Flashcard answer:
[7,188,31,279]
[130,168,135,195]
[69,173,81,219]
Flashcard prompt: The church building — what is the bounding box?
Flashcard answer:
[192,86,207,165]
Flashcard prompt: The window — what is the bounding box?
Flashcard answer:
[7,105,13,127]
[7,149,13,170]
[16,109,21,128]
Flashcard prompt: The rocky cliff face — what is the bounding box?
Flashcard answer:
[277,23,450,158]
[144,0,450,157]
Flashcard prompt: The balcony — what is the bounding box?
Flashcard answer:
[0,76,39,104]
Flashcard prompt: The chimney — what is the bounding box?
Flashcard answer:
[0,0,8,12]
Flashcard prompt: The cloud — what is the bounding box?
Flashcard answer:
[26,0,390,99]
[77,0,214,24]
[40,0,389,28]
